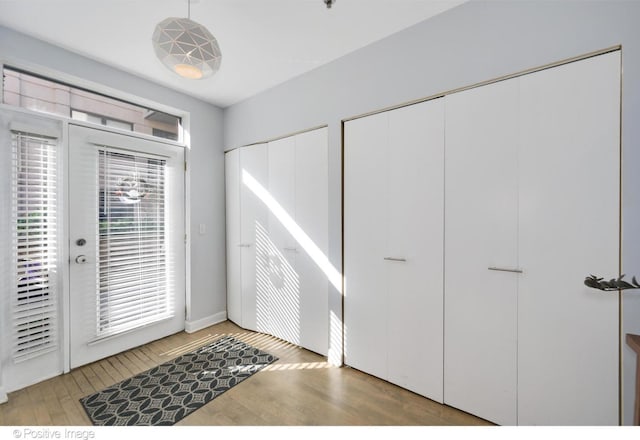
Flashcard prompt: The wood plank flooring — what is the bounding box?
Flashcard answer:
[0,320,491,426]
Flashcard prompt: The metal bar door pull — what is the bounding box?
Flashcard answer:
[488,266,523,274]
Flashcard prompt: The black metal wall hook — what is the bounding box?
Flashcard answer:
[584,274,640,291]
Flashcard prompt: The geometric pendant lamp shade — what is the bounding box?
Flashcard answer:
[152,17,222,80]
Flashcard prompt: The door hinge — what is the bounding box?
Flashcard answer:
[184,161,187,172]
[184,233,188,244]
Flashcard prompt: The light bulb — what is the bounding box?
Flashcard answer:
[174,64,203,79]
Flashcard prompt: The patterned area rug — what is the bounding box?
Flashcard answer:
[80,335,278,425]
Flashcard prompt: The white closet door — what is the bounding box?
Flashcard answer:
[517,52,620,425]
[239,143,269,333]
[444,79,519,425]
[387,100,444,401]
[344,111,389,380]
[225,149,242,325]
[295,128,329,355]
[267,136,299,345]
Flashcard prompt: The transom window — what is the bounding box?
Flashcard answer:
[2,67,182,142]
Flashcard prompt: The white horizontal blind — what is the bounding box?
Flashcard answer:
[97,148,173,338]
[11,131,59,362]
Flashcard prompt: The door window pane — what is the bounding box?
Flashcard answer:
[97,149,172,337]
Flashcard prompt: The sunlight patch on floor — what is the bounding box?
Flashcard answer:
[159,330,304,358]
[262,361,332,371]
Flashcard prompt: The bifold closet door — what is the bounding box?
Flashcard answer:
[344,111,389,381]
[227,128,329,355]
[344,99,444,400]
[444,79,519,426]
[517,51,620,425]
[295,128,329,356]
[386,102,444,400]
[267,136,298,345]
[445,51,620,426]
[225,149,242,325]
[239,143,269,333]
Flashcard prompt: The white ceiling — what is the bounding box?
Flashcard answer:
[0,0,467,108]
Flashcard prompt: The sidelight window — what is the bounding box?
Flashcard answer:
[11,130,59,361]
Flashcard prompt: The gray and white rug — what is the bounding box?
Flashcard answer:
[80,335,278,425]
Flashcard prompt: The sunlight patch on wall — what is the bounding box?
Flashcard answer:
[242,169,341,291]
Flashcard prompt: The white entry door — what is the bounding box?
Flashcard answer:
[69,125,185,368]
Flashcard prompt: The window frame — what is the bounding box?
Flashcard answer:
[0,61,188,147]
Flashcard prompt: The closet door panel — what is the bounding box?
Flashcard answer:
[386,100,444,401]
[239,143,269,333]
[444,79,519,425]
[296,128,329,355]
[344,112,389,380]
[517,52,620,425]
[225,149,242,325]
[267,137,299,345]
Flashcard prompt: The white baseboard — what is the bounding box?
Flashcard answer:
[0,387,7,404]
[185,311,227,333]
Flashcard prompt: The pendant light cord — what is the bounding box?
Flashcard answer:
[188,0,191,19]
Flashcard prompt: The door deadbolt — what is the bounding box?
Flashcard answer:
[75,255,88,264]
[76,238,86,246]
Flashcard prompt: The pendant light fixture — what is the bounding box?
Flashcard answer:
[152,0,222,80]
[324,0,336,8]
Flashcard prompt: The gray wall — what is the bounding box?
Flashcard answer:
[0,25,228,326]
[224,0,640,425]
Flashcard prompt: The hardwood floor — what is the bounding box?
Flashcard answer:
[0,320,491,426]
